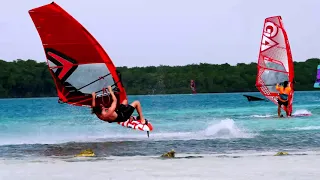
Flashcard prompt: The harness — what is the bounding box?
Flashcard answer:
[278,87,290,101]
[279,94,288,101]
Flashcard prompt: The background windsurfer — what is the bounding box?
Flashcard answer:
[91,86,147,124]
[276,81,292,117]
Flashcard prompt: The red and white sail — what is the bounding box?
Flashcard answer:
[29,2,154,133]
[29,2,127,108]
[255,16,294,115]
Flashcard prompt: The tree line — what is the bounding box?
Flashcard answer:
[0,58,319,98]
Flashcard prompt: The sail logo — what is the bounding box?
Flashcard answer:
[261,21,279,52]
[45,48,78,82]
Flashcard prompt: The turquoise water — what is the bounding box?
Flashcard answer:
[0,91,319,158]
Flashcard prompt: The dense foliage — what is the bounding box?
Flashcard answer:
[0,58,319,98]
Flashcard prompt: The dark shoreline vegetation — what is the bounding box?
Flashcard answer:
[0,58,319,98]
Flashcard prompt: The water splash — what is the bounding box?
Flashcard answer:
[292,109,312,116]
[203,118,255,139]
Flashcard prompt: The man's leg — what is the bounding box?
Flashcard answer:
[121,99,128,105]
[284,102,290,117]
[130,100,146,124]
[277,100,282,117]
[287,102,292,117]
[128,116,135,122]
[285,107,289,117]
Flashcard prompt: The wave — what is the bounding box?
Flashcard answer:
[250,114,273,118]
[290,126,320,131]
[248,109,312,119]
[0,119,256,146]
[292,109,312,116]
[274,125,320,131]
[203,118,255,138]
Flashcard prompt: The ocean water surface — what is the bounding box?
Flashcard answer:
[2,91,320,179]
[0,91,319,158]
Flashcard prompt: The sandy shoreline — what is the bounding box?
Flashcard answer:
[0,153,319,180]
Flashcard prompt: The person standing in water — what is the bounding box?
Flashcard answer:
[276,81,292,118]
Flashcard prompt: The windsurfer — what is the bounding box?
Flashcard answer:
[276,81,292,117]
[91,86,147,124]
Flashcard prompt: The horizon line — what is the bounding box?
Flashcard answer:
[0,57,319,68]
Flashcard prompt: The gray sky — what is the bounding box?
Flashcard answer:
[0,0,320,67]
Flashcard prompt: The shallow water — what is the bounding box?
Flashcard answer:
[0,91,320,179]
[0,91,319,157]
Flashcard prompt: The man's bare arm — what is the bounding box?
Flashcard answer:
[107,86,117,113]
[91,92,96,107]
[101,86,117,117]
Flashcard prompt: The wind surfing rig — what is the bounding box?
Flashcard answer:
[314,65,320,88]
[255,16,295,116]
[29,2,151,137]
[28,2,127,108]
[190,80,196,94]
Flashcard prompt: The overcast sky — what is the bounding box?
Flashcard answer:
[0,0,319,67]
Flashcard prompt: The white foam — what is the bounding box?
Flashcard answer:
[250,114,273,118]
[203,118,254,139]
[292,109,312,116]
[291,126,320,131]
[0,119,256,145]
[86,119,256,142]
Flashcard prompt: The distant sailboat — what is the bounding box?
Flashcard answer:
[243,94,266,102]
[190,80,196,94]
[314,65,320,88]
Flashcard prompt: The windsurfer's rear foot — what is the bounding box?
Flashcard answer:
[139,118,147,125]
[142,119,148,125]
[129,116,135,122]
[136,116,147,125]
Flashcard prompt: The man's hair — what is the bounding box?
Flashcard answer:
[283,81,288,88]
[91,106,102,114]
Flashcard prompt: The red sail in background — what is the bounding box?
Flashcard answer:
[190,80,196,94]
[255,16,294,115]
[29,2,127,108]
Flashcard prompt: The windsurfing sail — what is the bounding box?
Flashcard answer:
[190,80,196,94]
[255,16,294,115]
[243,95,266,102]
[314,65,320,88]
[28,2,127,108]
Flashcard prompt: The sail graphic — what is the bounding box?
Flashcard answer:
[28,2,127,108]
[314,65,320,88]
[190,80,196,94]
[255,16,294,115]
